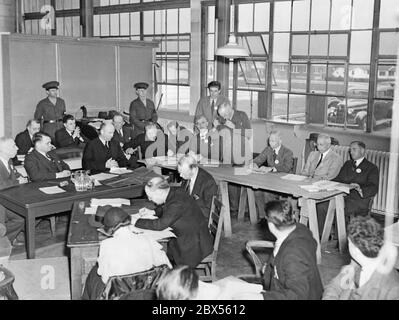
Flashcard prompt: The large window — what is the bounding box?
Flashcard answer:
[203,0,398,134]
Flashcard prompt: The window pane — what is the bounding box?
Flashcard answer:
[207,34,214,60]
[310,64,327,94]
[179,86,190,112]
[350,31,372,63]
[179,40,190,53]
[346,99,368,130]
[236,90,252,117]
[379,32,399,56]
[292,34,309,56]
[207,6,215,32]
[160,85,178,110]
[272,63,289,91]
[239,60,259,85]
[274,1,291,32]
[327,65,346,95]
[110,13,119,36]
[291,64,307,93]
[327,96,346,127]
[254,2,269,32]
[373,100,393,132]
[167,61,178,83]
[246,36,266,55]
[311,0,330,30]
[155,10,166,34]
[238,3,253,32]
[56,17,64,36]
[309,34,328,56]
[292,0,310,31]
[261,35,269,53]
[179,60,189,85]
[376,66,396,98]
[380,0,399,28]
[272,93,288,121]
[348,65,370,97]
[143,11,154,34]
[120,13,129,36]
[167,9,178,34]
[289,94,306,123]
[130,12,140,35]
[329,34,348,56]
[330,0,351,30]
[273,33,290,62]
[179,8,190,33]
[100,14,110,36]
[207,61,215,83]
[351,0,373,29]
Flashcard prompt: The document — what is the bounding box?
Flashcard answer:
[84,207,97,215]
[128,225,176,241]
[91,198,130,207]
[109,167,133,175]
[39,186,66,194]
[90,173,118,181]
[281,174,308,181]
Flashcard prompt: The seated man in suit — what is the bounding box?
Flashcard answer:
[188,115,221,161]
[24,132,71,182]
[177,154,218,218]
[125,123,168,160]
[166,121,192,156]
[133,177,213,268]
[0,137,27,245]
[55,114,88,148]
[252,130,294,219]
[301,133,343,181]
[15,119,41,155]
[82,122,128,174]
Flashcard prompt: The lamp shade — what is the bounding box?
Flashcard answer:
[215,34,249,58]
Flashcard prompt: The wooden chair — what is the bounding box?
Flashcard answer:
[196,196,224,282]
[0,266,18,300]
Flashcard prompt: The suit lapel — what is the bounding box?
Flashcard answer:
[35,150,58,171]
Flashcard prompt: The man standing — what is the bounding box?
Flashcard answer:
[82,123,128,174]
[0,137,28,244]
[129,82,158,137]
[133,177,213,268]
[34,81,66,142]
[177,154,218,218]
[55,114,88,148]
[24,132,71,182]
[194,81,230,131]
[15,119,41,155]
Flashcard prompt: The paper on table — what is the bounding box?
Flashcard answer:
[109,167,133,175]
[281,174,308,181]
[299,185,321,192]
[129,225,176,241]
[90,173,118,181]
[91,198,130,207]
[39,186,66,194]
[84,207,97,215]
[131,212,158,220]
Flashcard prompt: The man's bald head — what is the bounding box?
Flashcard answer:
[100,123,115,142]
[218,101,233,119]
[145,177,170,205]
[316,134,331,153]
[0,137,18,160]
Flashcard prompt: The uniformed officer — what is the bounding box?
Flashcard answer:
[129,82,158,137]
[34,81,66,143]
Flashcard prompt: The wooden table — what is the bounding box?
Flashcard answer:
[384,221,399,269]
[0,180,144,259]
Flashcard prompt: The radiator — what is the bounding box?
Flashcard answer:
[331,145,398,216]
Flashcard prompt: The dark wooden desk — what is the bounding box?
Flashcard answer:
[0,180,144,259]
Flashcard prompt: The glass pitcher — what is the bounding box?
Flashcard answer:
[71,170,92,192]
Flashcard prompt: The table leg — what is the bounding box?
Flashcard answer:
[246,188,257,225]
[219,181,232,237]
[25,211,35,259]
[238,187,247,222]
[335,194,347,253]
[70,247,83,300]
[307,199,321,264]
[321,198,336,245]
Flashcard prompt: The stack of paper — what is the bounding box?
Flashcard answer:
[110,167,133,175]
[299,181,350,193]
[281,174,308,181]
[90,198,130,207]
[90,173,118,181]
[39,186,66,194]
[128,225,176,241]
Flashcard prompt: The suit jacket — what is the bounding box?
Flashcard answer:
[189,130,221,161]
[0,159,20,190]
[194,95,230,130]
[82,137,128,174]
[111,125,136,149]
[15,130,33,155]
[253,145,294,173]
[180,167,218,218]
[127,133,168,159]
[333,158,379,215]
[301,149,343,180]
[218,110,252,139]
[262,223,323,300]
[129,98,158,137]
[24,149,70,182]
[55,127,88,148]
[135,188,213,268]
[168,126,193,155]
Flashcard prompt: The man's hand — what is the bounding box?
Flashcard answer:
[17,176,28,184]
[349,183,363,197]
[72,127,81,139]
[167,149,174,157]
[125,147,137,155]
[105,158,119,169]
[56,170,71,179]
[213,118,220,128]
[138,207,156,217]
[224,120,235,130]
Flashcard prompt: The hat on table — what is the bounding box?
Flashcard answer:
[42,81,60,90]
[134,82,149,90]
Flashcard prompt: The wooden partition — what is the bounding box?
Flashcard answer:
[0,34,157,137]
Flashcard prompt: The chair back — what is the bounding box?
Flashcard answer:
[208,196,224,253]
[292,157,298,174]
[101,264,170,300]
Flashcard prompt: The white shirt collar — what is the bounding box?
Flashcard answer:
[0,156,10,172]
[38,150,50,159]
[273,145,282,155]
[359,259,380,287]
[99,137,108,146]
[355,157,365,167]
[321,148,331,157]
[189,167,199,194]
[273,225,296,256]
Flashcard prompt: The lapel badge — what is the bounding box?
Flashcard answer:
[356,168,361,173]
[274,159,279,165]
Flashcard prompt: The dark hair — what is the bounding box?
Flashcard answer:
[194,114,207,124]
[32,132,51,145]
[62,114,75,124]
[207,81,221,90]
[264,200,295,230]
[156,266,199,300]
[348,216,384,258]
[167,121,179,130]
[351,141,366,149]
[26,119,40,128]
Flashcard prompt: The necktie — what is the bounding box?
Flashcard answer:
[315,153,323,169]
[119,129,123,138]
[211,99,215,115]
[105,141,109,149]
[352,160,357,169]
[272,150,277,163]
[185,180,190,193]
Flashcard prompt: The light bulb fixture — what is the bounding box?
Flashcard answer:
[215,34,249,59]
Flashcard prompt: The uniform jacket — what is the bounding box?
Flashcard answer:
[82,137,128,174]
[129,98,158,137]
[180,167,218,218]
[127,133,168,159]
[55,127,88,148]
[333,158,379,215]
[254,145,294,173]
[24,149,70,182]
[301,149,343,180]
[135,188,213,268]
[15,130,33,155]
[0,159,20,190]
[34,97,66,140]
[262,223,323,300]
[194,95,230,130]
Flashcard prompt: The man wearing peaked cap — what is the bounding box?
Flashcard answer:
[129,81,159,137]
[34,80,66,143]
